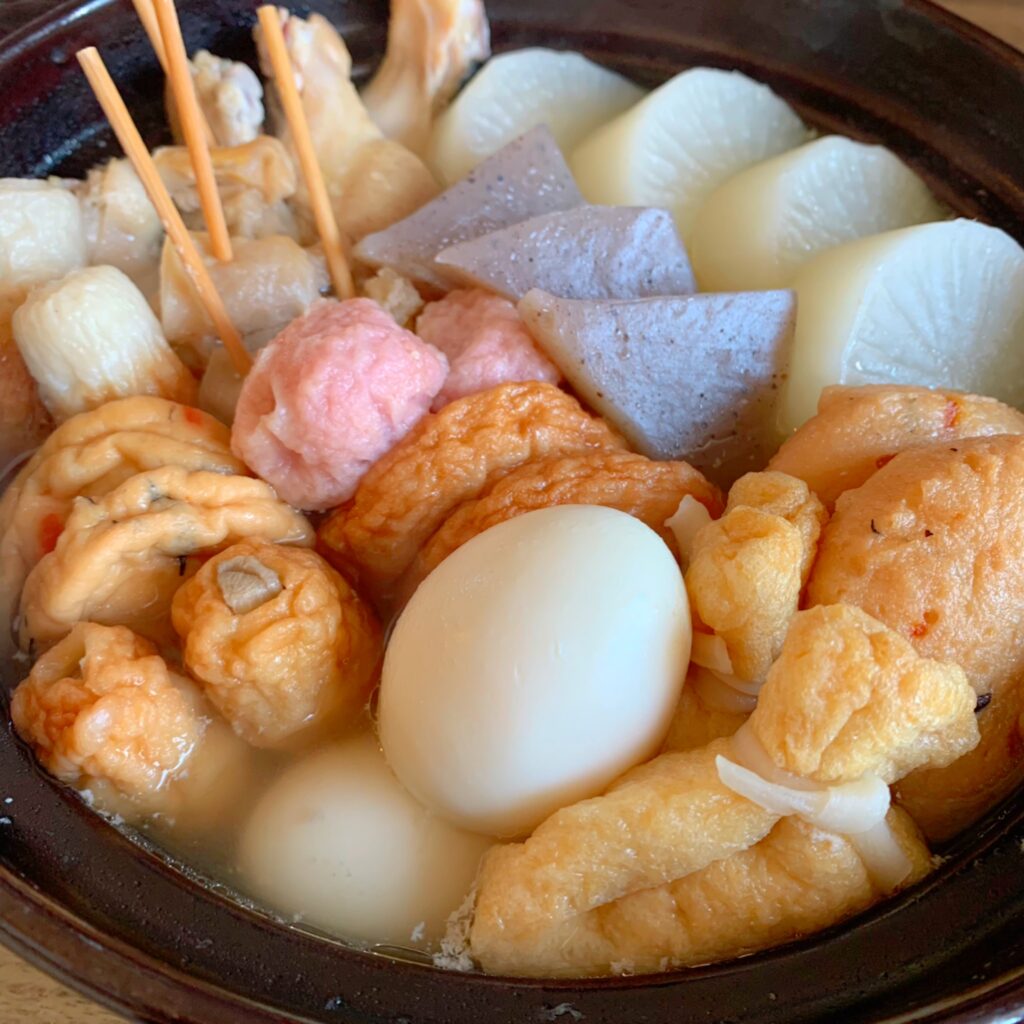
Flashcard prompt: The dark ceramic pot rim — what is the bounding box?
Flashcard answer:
[2,1,1024,1022]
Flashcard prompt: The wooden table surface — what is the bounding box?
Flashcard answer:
[1,1,1021,1021]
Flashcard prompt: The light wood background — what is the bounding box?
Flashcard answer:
[0,2,1020,1021]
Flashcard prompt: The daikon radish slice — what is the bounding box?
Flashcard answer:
[689,136,943,292]
[570,67,806,238]
[428,48,643,184]
[691,632,734,675]
[780,219,1024,433]
[665,494,712,565]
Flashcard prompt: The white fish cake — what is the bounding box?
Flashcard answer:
[13,265,196,422]
[519,288,795,484]
[0,179,86,303]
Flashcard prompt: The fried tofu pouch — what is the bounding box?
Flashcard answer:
[318,382,625,601]
[661,674,749,754]
[528,808,931,977]
[172,540,382,749]
[399,451,722,601]
[11,622,250,827]
[469,605,977,977]
[769,385,1024,508]
[686,472,826,682]
[808,434,1024,840]
[0,398,242,603]
[19,465,313,650]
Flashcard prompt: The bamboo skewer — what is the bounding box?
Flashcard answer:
[131,0,217,147]
[77,47,252,376]
[131,0,167,67]
[152,0,233,262]
[256,5,355,299]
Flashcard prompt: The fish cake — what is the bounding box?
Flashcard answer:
[807,434,1024,839]
[318,381,625,600]
[770,385,1024,508]
[400,451,721,599]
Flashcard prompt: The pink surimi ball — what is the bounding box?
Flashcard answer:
[416,289,561,411]
[232,298,448,511]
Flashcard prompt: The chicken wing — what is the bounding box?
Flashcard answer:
[255,12,439,241]
[362,0,490,153]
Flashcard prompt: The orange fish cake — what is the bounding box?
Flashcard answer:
[807,434,1024,839]
[400,451,722,600]
[318,381,626,600]
[769,384,1024,508]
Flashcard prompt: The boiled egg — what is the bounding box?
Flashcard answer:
[237,732,491,947]
[380,505,690,837]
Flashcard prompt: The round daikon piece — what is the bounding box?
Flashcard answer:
[689,136,944,291]
[570,67,806,238]
[380,505,690,838]
[780,219,1024,433]
[238,733,491,947]
[427,48,644,185]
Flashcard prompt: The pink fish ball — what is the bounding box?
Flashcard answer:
[232,298,448,511]
[416,289,561,411]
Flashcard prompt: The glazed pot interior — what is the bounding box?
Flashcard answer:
[1,1,1024,1022]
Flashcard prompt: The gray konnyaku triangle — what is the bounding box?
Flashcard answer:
[354,125,583,291]
[519,288,796,485]
[435,206,696,301]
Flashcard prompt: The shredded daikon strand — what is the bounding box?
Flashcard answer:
[714,727,912,893]
[692,667,758,715]
[849,819,914,892]
[665,494,712,565]
[715,756,890,834]
[691,632,734,675]
[716,755,827,818]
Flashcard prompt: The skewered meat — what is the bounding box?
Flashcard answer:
[154,136,300,241]
[159,233,327,352]
[256,12,439,241]
[168,50,265,149]
[76,158,163,291]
